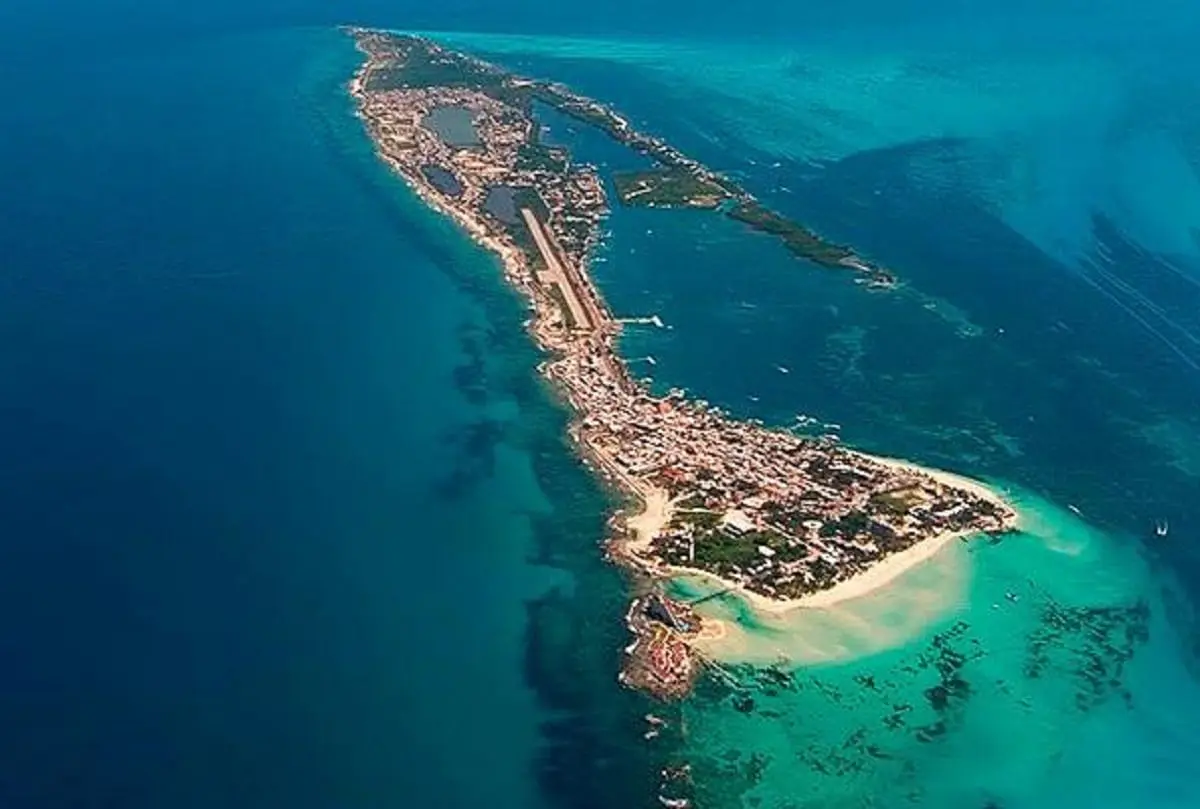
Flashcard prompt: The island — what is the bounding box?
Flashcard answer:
[612,167,730,209]
[349,28,1016,700]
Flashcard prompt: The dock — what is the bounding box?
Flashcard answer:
[617,315,665,328]
[687,586,737,607]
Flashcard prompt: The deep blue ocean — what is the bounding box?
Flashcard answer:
[2,1,1199,807]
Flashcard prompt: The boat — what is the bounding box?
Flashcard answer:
[1156,520,1170,537]
[1068,504,1082,516]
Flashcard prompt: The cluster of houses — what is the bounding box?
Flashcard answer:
[354,41,607,278]
[560,352,1013,599]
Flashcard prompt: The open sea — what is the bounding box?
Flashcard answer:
[2,1,1199,807]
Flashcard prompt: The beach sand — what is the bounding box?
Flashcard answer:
[684,534,972,665]
[669,461,1016,666]
[867,454,1014,514]
[661,459,1012,612]
[624,486,674,553]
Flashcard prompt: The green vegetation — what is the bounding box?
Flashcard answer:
[560,217,594,252]
[363,36,532,110]
[502,189,560,294]
[493,189,541,255]
[530,87,622,134]
[869,488,922,516]
[762,504,819,535]
[512,186,549,218]
[673,510,721,531]
[692,529,804,570]
[692,533,761,569]
[612,168,730,209]
[726,201,854,266]
[545,285,578,329]
[745,530,811,563]
[516,142,569,174]
[818,510,870,538]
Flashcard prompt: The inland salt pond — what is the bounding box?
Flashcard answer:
[423,104,481,147]
[484,185,520,225]
[421,164,464,197]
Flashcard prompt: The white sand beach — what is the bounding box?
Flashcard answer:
[662,525,968,617]
[670,463,1017,664]
[612,456,1016,628]
[865,454,1015,517]
[688,534,972,666]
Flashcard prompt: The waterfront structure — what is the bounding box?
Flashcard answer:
[349,29,1017,698]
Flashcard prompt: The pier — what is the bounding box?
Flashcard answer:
[617,315,665,328]
[686,586,737,607]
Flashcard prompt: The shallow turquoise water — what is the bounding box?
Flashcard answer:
[672,491,1194,808]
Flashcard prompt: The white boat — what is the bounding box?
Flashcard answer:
[1156,520,1170,537]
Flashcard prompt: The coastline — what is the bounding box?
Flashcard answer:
[869,455,1012,513]
[347,31,1020,696]
[626,455,1012,615]
[666,525,972,613]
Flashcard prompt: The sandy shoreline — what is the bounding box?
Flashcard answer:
[868,454,1013,515]
[624,487,674,554]
[625,454,1014,616]
[667,525,972,614]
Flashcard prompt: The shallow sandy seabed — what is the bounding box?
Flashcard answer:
[684,535,970,666]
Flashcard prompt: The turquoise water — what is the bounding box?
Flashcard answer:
[3,2,1200,808]
[670,492,1189,808]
